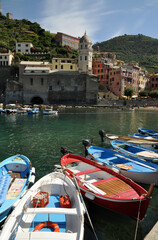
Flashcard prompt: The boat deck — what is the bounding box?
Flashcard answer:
[94,178,139,198]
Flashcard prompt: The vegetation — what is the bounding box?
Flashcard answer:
[0,15,78,62]
[93,34,158,73]
[124,86,135,98]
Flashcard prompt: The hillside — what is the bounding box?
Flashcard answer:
[93,34,158,73]
[0,15,77,61]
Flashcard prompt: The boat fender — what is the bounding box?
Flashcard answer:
[34,221,60,232]
[60,146,72,155]
[28,174,35,188]
[99,130,105,142]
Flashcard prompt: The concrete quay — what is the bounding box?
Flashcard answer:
[144,221,158,240]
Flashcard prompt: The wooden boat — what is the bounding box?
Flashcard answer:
[105,133,158,149]
[61,154,153,220]
[111,140,158,163]
[0,171,84,240]
[87,146,158,186]
[0,154,35,223]
[43,109,58,115]
[138,128,158,137]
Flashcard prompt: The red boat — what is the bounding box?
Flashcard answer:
[61,154,153,220]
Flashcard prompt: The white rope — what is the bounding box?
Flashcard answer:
[134,195,143,240]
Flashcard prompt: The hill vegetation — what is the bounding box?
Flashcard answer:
[93,34,158,73]
[1,15,158,73]
[0,14,78,61]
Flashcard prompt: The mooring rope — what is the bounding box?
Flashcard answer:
[134,195,143,240]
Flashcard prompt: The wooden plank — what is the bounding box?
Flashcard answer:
[95,178,132,197]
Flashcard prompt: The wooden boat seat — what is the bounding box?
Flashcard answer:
[25,207,77,215]
[75,168,100,176]
[94,178,136,198]
[14,232,77,240]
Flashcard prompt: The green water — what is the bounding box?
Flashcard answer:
[0,107,158,239]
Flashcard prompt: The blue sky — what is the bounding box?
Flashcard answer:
[2,0,158,44]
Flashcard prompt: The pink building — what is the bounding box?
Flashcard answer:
[55,32,79,50]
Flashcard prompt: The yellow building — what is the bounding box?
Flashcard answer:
[52,58,78,71]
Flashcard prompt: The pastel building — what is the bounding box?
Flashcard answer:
[52,58,78,71]
[16,42,33,53]
[0,51,14,66]
[55,32,79,50]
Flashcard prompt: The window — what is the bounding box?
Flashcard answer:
[41,78,44,85]
[42,71,46,73]
[61,86,64,91]
[31,71,34,73]
[55,65,58,69]
[18,44,21,47]
[25,44,28,47]
[61,60,65,63]
[80,56,82,61]
[85,56,87,61]
[26,49,29,52]
[74,86,78,91]
[61,65,63,69]
[55,59,58,62]
[18,49,21,52]
[49,86,52,90]
[70,65,73,70]
[30,78,33,85]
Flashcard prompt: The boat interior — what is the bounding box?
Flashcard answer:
[67,162,140,200]
[12,178,82,240]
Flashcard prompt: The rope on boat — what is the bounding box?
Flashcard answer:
[134,196,143,240]
[71,173,99,240]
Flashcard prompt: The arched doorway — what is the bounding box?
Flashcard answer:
[31,96,43,105]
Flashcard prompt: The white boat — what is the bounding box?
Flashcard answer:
[0,171,84,240]
[43,109,58,115]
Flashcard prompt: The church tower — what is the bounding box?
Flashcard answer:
[78,32,93,74]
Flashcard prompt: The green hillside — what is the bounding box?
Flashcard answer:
[93,34,158,73]
[0,15,77,61]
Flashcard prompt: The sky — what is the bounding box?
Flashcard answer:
[2,0,158,44]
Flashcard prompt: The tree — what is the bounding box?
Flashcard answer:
[139,90,148,97]
[124,87,135,98]
[149,90,158,98]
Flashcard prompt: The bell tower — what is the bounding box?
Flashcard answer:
[78,32,93,74]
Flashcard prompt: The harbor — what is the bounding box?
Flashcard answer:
[0,107,158,239]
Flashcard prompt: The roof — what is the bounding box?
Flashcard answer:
[80,32,92,43]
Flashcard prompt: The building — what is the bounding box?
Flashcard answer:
[149,74,158,90]
[52,58,78,71]
[6,12,13,19]
[55,32,79,50]
[0,51,14,66]
[78,32,93,74]
[16,42,33,53]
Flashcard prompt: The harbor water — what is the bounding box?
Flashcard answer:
[0,107,158,240]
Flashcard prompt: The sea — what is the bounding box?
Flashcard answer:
[0,107,158,240]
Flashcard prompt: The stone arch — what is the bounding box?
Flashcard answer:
[31,96,43,105]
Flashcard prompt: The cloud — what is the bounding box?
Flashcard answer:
[39,0,107,42]
[110,27,126,39]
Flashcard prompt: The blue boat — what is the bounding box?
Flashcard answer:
[27,108,39,114]
[0,154,35,223]
[87,146,158,186]
[138,128,158,137]
[111,140,158,163]
[129,133,158,140]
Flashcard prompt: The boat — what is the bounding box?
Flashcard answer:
[128,133,158,141]
[0,154,35,223]
[0,171,84,240]
[105,133,158,149]
[61,154,153,220]
[138,128,158,137]
[111,140,158,163]
[43,109,58,115]
[17,108,31,114]
[87,146,158,186]
[27,108,39,114]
